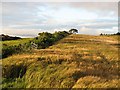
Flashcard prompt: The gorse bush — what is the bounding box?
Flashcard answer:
[33,32,54,49]
[2,43,31,58]
[54,31,70,40]
[2,31,70,58]
[2,45,20,58]
[33,31,70,49]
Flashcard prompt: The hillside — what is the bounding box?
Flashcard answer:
[0,34,21,41]
[2,38,33,47]
[2,34,120,88]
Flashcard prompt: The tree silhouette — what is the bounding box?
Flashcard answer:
[69,29,78,34]
[100,33,103,36]
[116,32,120,35]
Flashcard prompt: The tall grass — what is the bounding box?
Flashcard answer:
[2,34,120,88]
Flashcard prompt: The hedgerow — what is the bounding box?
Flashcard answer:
[2,31,70,58]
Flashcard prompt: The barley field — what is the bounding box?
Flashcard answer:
[1,34,120,88]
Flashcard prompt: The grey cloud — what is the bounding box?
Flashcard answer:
[68,2,118,18]
[83,22,117,29]
[46,2,118,16]
[68,2,117,11]
[2,2,48,26]
[1,0,119,2]
[2,2,118,37]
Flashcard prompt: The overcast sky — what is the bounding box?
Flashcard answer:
[1,2,118,37]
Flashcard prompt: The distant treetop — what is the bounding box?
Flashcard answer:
[100,32,120,36]
[0,34,21,41]
[69,29,78,34]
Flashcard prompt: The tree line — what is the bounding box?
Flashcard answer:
[0,34,21,41]
[100,32,120,36]
[2,30,74,58]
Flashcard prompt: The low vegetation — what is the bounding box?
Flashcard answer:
[2,31,70,58]
[0,34,21,41]
[2,38,33,58]
[1,33,119,88]
[100,32,120,36]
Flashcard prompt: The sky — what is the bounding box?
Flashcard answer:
[1,2,118,37]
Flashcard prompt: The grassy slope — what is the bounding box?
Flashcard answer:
[1,38,33,58]
[2,34,120,88]
[2,38,33,46]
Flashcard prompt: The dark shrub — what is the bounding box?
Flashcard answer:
[2,31,70,58]
[2,64,27,78]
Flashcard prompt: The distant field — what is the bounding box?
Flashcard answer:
[1,38,33,58]
[1,34,120,88]
[2,38,33,46]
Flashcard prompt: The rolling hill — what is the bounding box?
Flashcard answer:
[0,34,21,41]
[1,34,120,88]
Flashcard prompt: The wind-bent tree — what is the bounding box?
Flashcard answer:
[69,29,78,34]
[100,33,103,36]
[116,32,120,35]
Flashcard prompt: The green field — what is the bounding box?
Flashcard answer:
[1,34,120,88]
[2,38,33,46]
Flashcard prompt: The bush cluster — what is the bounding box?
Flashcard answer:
[2,31,70,58]
[33,31,70,49]
[2,43,30,58]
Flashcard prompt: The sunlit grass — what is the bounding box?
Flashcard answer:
[2,34,120,88]
[2,38,33,46]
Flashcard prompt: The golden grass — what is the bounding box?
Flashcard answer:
[2,34,120,88]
